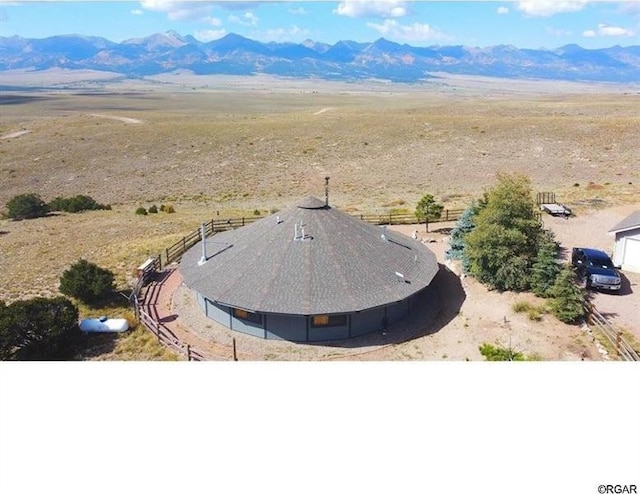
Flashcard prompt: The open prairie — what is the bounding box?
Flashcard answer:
[1,73,639,359]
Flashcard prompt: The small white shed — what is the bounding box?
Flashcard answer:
[609,210,640,273]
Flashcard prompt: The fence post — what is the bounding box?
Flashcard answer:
[233,338,238,361]
[445,209,449,221]
[187,344,191,361]
[242,217,245,226]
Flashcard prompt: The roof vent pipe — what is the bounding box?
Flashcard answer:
[198,223,207,265]
[324,176,330,207]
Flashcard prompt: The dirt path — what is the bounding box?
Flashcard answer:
[1,130,31,140]
[88,113,143,124]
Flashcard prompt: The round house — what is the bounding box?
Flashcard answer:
[179,196,439,342]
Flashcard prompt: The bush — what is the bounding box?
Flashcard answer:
[479,343,525,361]
[0,297,81,360]
[135,207,148,215]
[6,193,50,219]
[148,205,158,214]
[59,259,116,305]
[253,209,261,216]
[163,204,175,214]
[49,195,110,213]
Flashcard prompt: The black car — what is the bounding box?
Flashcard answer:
[571,247,621,292]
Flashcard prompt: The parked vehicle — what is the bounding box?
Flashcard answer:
[571,247,621,292]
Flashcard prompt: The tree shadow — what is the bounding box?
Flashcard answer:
[305,264,466,349]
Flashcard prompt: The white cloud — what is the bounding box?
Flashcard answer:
[264,25,311,42]
[497,6,510,15]
[546,26,572,37]
[583,23,636,38]
[366,19,451,42]
[516,0,589,18]
[131,9,144,16]
[229,11,259,26]
[140,0,214,22]
[289,7,308,16]
[194,29,227,42]
[334,1,408,19]
[204,16,223,27]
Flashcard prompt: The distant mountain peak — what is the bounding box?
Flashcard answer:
[0,31,638,83]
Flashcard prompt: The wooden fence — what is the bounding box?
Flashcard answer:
[162,209,464,266]
[136,303,207,361]
[585,302,640,361]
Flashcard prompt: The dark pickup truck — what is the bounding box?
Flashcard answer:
[571,247,621,292]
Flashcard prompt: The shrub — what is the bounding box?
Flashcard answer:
[6,193,50,219]
[135,207,148,215]
[49,195,110,213]
[163,204,175,214]
[479,343,525,361]
[0,297,81,360]
[253,209,261,216]
[59,259,116,305]
[148,205,158,214]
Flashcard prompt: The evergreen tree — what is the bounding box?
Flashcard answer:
[6,193,50,220]
[0,297,81,360]
[547,265,586,323]
[415,194,444,232]
[59,259,116,305]
[446,203,477,272]
[530,230,561,297]
[465,173,542,291]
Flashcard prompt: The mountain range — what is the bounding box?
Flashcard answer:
[1,31,639,83]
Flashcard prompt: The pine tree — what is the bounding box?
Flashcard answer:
[446,203,477,272]
[415,194,444,232]
[465,173,542,291]
[547,265,586,323]
[530,230,561,298]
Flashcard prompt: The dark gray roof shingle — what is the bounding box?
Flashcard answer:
[609,210,640,234]
[180,198,439,315]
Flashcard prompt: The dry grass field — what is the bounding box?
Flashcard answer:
[1,72,639,359]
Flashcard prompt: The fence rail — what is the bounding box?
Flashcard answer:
[585,302,640,361]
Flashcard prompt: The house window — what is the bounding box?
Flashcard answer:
[233,308,263,325]
[312,314,347,327]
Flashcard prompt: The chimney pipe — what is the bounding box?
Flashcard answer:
[198,223,207,265]
[324,176,330,207]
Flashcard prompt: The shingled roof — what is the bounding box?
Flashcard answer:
[180,197,439,315]
[609,210,640,234]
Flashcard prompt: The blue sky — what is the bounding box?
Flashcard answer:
[1,1,639,49]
